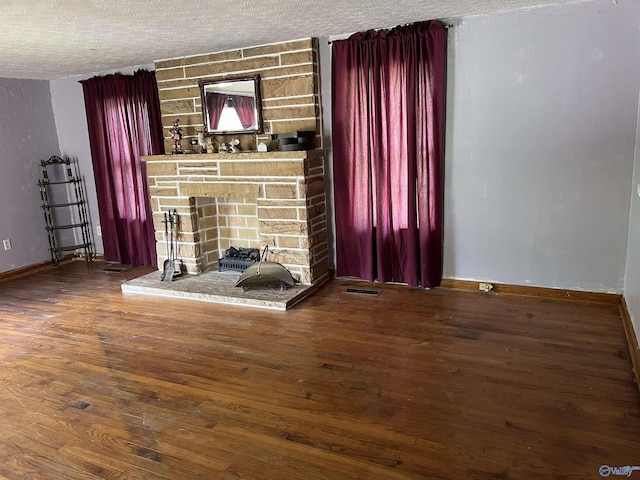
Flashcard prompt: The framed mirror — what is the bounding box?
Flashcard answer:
[199,74,262,135]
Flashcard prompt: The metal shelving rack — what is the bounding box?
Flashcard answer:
[37,155,94,266]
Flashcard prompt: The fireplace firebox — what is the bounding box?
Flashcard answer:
[218,247,259,272]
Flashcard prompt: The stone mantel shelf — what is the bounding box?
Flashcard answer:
[142,149,324,162]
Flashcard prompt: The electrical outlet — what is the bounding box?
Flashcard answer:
[96,225,102,236]
[479,282,494,293]
[3,239,11,251]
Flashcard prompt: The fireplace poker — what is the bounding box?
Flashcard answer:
[171,209,183,277]
[161,211,175,282]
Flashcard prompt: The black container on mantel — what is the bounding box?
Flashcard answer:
[271,131,315,151]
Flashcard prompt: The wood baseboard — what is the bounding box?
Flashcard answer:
[620,297,640,396]
[0,255,75,283]
[439,278,621,304]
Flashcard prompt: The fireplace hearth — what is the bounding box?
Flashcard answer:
[124,150,329,309]
[121,267,317,310]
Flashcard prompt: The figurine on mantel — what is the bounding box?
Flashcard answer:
[205,136,215,153]
[170,119,183,154]
[197,132,207,153]
[217,138,241,153]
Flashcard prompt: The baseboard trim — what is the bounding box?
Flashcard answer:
[0,255,75,283]
[439,278,621,304]
[620,297,640,396]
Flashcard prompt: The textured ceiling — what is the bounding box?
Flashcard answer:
[1,0,588,80]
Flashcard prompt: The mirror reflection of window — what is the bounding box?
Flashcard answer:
[229,95,256,129]
[205,94,257,131]
[216,104,244,131]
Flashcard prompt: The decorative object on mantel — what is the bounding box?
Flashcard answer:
[198,74,263,135]
[189,138,198,152]
[216,138,242,153]
[205,136,215,153]
[272,131,315,151]
[197,132,207,153]
[170,119,183,154]
[257,140,278,152]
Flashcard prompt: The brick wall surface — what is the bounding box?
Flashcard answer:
[155,38,322,154]
[149,39,327,283]
[216,197,260,253]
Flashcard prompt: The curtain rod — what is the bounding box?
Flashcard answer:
[327,23,454,44]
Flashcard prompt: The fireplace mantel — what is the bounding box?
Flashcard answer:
[145,150,325,161]
[141,149,328,285]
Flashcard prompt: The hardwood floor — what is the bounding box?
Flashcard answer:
[0,262,639,479]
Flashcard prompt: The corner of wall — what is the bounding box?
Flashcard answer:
[622,55,640,358]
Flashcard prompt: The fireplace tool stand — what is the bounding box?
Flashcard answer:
[161,209,182,282]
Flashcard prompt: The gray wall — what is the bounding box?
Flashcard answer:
[625,91,640,347]
[318,37,336,271]
[0,78,60,273]
[49,63,155,256]
[443,0,640,293]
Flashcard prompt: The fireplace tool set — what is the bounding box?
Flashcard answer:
[161,209,182,282]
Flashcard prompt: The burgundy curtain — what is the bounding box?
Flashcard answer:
[332,21,447,288]
[230,95,256,129]
[206,92,227,130]
[81,69,163,266]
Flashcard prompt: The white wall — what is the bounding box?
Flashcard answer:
[443,0,640,293]
[49,64,155,256]
[318,37,336,269]
[0,78,61,273]
[624,88,640,345]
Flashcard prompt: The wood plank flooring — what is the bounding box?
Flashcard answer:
[0,261,638,479]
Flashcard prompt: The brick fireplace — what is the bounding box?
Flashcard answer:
[142,149,328,285]
[140,36,328,290]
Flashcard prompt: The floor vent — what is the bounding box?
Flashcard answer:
[345,288,382,296]
[102,264,131,273]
